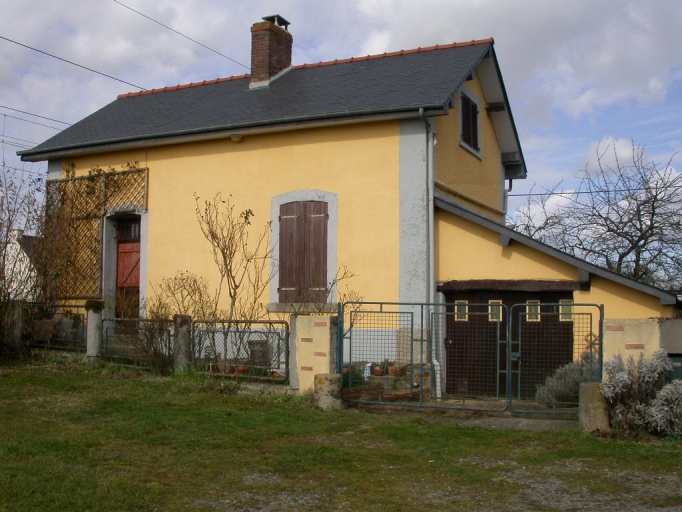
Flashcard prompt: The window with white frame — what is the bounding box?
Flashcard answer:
[526,300,541,322]
[270,190,338,307]
[454,300,468,322]
[488,300,503,322]
[559,300,574,322]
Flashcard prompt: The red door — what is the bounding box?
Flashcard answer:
[117,242,140,288]
[116,219,140,318]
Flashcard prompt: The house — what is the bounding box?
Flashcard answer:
[1,229,38,302]
[18,16,680,394]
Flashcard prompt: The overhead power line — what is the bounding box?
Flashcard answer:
[0,105,71,125]
[1,134,38,145]
[509,185,682,198]
[0,113,62,130]
[1,163,46,176]
[113,0,249,70]
[0,35,148,90]
[1,139,31,150]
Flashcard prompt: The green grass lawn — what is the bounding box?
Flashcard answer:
[1,361,681,511]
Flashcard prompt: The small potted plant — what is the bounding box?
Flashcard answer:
[372,362,385,377]
[380,359,395,375]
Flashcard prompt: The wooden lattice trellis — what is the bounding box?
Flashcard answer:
[44,168,148,299]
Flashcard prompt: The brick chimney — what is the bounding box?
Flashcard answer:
[250,15,293,89]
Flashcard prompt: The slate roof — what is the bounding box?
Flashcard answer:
[20,39,504,161]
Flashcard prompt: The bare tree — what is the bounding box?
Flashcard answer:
[0,165,44,352]
[147,271,219,321]
[194,193,275,322]
[510,141,682,290]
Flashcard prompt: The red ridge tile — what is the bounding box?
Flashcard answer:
[116,39,493,99]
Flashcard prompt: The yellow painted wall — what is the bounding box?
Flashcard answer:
[436,209,674,319]
[65,121,402,307]
[434,71,503,219]
[575,277,672,318]
[436,209,575,281]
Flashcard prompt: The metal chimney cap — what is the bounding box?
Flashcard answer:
[262,14,290,30]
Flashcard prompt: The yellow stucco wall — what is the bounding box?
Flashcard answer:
[436,209,575,281]
[436,209,674,319]
[65,121,402,307]
[434,71,504,219]
[575,277,672,318]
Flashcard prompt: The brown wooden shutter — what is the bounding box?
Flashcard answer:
[278,201,328,303]
[304,201,328,303]
[461,94,478,150]
[279,202,303,303]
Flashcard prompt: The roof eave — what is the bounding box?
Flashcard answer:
[475,47,527,180]
[19,104,446,162]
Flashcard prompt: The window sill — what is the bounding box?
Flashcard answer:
[266,302,338,314]
[460,140,482,160]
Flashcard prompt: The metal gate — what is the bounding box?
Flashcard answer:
[338,301,603,413]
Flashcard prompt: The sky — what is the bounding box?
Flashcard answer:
[2,0,682,216]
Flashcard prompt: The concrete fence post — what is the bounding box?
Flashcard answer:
[85,300,104,365]
[314,373,343,410]
[173,314,192,375]
[579,382,611,433]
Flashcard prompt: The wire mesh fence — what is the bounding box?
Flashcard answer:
[340,303,435,404]
[24,302,87,351]
[192,320,289,381]
[339,301,602,413]
[509,304,602,412]
[102,318,173,373]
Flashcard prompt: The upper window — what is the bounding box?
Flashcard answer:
[460,91,480,154]
[116,218,140,241]
[278,200,328,303]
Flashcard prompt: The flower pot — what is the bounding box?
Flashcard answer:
[237,366,248,374]
[388,366,399,376]
[372,369,385,376]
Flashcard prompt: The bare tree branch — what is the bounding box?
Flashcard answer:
[509,141,682,291]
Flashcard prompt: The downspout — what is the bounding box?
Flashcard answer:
[419,107,441,399]
[503,178,513,214]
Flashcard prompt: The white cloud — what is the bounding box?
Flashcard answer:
[583,137,639,174]
[360,30,391,56]
[1,0,682,200]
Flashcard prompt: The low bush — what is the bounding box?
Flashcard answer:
[600,349,676,435]
[536,351,599,406]
[645,380,682,439]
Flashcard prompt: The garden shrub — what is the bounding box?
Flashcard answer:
[536,351,599,406]
[645,380,682,439]
[600,349,672,434]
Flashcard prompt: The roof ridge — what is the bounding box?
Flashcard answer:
[117,38,494,99]
[296,38,494,70]
[118,74,251,99]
